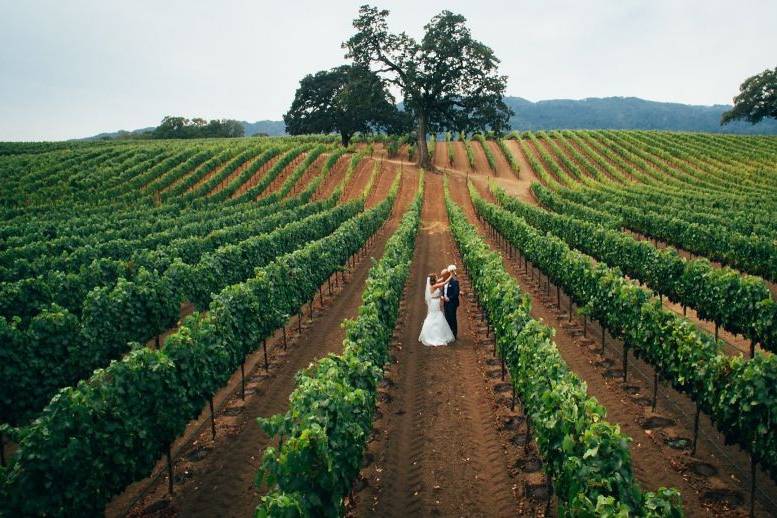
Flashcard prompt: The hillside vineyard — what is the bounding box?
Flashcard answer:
[1,131,776,517]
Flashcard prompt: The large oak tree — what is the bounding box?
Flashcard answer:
[284,65,401,147]
[344,5,511,169]
[721,67,777,126]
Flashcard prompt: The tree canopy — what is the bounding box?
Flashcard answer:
[283,65,403,147]
[343,5,511,168]
[721,67,777,126]
[151,116,244,139]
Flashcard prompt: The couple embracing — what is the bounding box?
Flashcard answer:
[418,264,460,347]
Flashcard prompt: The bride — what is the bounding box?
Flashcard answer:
[418,273,455,347]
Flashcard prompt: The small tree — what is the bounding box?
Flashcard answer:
[721,67,777,125]
[284,65,400,147]
[344,5,512,169]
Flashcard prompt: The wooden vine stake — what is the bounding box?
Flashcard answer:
[545,474,554,516]
[209,397,216,439]
[691,403,701,456]
[241,360,246,400]
[166,446,174,495]
[282,326,287,350]
[263,339,269,371]
[652,371,659,412]
[601,326,606,356]
[750,450,756,518]
[622,343,628,383]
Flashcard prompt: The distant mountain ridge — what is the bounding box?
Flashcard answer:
[504,96,777,134]
[82,96,777,139]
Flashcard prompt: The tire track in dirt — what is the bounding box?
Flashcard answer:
[353,172,520,518]
[114,171,417,518]
[453,174,777,517]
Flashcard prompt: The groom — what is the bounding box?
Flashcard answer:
[442,264,460,340]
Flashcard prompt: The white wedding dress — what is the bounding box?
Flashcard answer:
[418,279,455,346]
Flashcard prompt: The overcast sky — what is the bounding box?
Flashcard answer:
[1,0,775,141]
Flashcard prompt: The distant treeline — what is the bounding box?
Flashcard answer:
[149,116,245,139]
[98,116,245,140]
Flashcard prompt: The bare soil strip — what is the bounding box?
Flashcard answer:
[185,161,230,194]
[231,154,301,199]
[206,156,260,197]
[284,154,326,199]
[450,140,472,172]
[487,140,513,179]
[453,171,777,517]
[341,159,375,202]
[259,153,307,199]
[366,161,396,208]
[471,138,494,176]
[502,140,541,205]
[353,172,524,518]
[315,154,349,200]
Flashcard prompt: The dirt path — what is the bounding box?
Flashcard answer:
[114,171,416,518]
[453,173,777,517]
[353,172,524,518]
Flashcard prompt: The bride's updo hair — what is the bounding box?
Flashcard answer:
[428,273,436,284]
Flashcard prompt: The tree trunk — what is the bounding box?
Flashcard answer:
[416,114,432,170]
[341,132,351,148]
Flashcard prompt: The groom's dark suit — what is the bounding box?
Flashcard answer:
[443,277,460,339]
